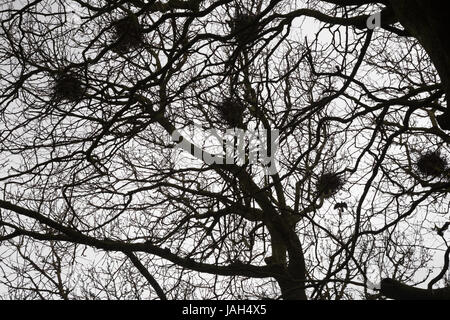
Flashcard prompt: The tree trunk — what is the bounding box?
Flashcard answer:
[277,278,308,300]
[272,224,308,300]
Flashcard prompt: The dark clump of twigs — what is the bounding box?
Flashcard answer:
[316,172,344,199]
[111,14,143,53]
[215,98,245,127]
[53,73,85,102]
[229,13,258,45]
[416,151,448,177]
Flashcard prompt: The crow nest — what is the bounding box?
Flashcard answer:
[53,72,85,102]
[111,14,144,53]
[215,98,245,128]
[416,151,448,177]
[316,172,345,199]
[229,13,259,45]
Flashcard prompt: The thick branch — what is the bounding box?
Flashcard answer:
[380,279,450,300]
[0,200,278,280]
[125,252,168,300]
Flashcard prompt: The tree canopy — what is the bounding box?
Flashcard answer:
[0,0,449,300]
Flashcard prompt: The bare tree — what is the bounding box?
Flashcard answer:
[0,0,449,300]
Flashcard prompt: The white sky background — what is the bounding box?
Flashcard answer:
[0,0,449,298]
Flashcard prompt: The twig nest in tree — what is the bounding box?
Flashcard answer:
[215,98,245,127]
[334,202,348,210]
[229,13,258,45]
[436,112,450,131]
[316,172,344,199]
[53,73,85,102]
[416,151,447,177]
[111,14,143,53]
